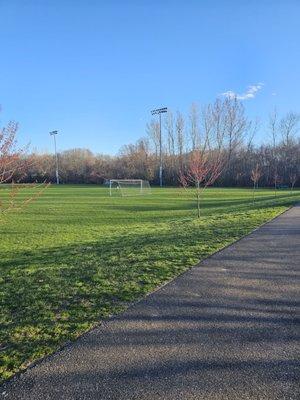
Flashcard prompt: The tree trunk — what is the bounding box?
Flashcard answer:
[196,181,200,218]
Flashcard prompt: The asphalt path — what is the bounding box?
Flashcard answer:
[1,205,299,399]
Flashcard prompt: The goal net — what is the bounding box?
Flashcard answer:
[109,179,151,197]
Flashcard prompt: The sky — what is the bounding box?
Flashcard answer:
[0,0,300,155]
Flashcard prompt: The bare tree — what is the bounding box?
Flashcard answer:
[289,172,298,192]
[280,112,300,147]
[164,111,178,183]
[0,115,48,217]
[251,164,262,204]
[269,109,279,196]
[224,97,249,160]
[146,119,160,158]
[176,111,185,170]
[277,112,300,192]
[269,108,278,148]
[165,110,175,156]
[246,117,260,150]
[189,103,200,150]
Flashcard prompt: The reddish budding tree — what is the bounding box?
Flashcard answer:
[0,116,49,217]
[180,150,225,218]
[178,99,231,218]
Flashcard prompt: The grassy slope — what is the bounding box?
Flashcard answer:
[0,185,299,383]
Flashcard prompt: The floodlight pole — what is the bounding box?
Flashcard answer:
[151,107,167,187]
[159,112,162,188]
[50,130,59,184]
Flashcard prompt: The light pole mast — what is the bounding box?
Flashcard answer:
[151,107,167,187]
[50,130,59,184]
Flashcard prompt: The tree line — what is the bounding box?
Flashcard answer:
[9,98,300,188]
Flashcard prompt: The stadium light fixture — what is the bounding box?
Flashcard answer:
[49,130,60,184]
[150,107,167,187]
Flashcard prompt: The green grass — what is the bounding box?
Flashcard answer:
[0,185,299,383]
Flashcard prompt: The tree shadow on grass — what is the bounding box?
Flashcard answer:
[1,202,299,387]
[1,274,299,398]
[100,193,299,217]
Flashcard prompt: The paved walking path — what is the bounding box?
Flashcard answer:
[2,206,300,400]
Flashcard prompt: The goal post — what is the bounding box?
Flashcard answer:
[109,179,151,197]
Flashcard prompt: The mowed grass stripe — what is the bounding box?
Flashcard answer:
[0,186,299,383]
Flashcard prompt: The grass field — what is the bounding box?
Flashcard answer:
[0,185,299,383]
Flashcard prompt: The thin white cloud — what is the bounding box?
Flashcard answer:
[221,83,264,100]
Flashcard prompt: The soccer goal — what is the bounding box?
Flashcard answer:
[109,179,151,197]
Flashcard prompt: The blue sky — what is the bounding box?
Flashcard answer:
[0,0,299,154]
